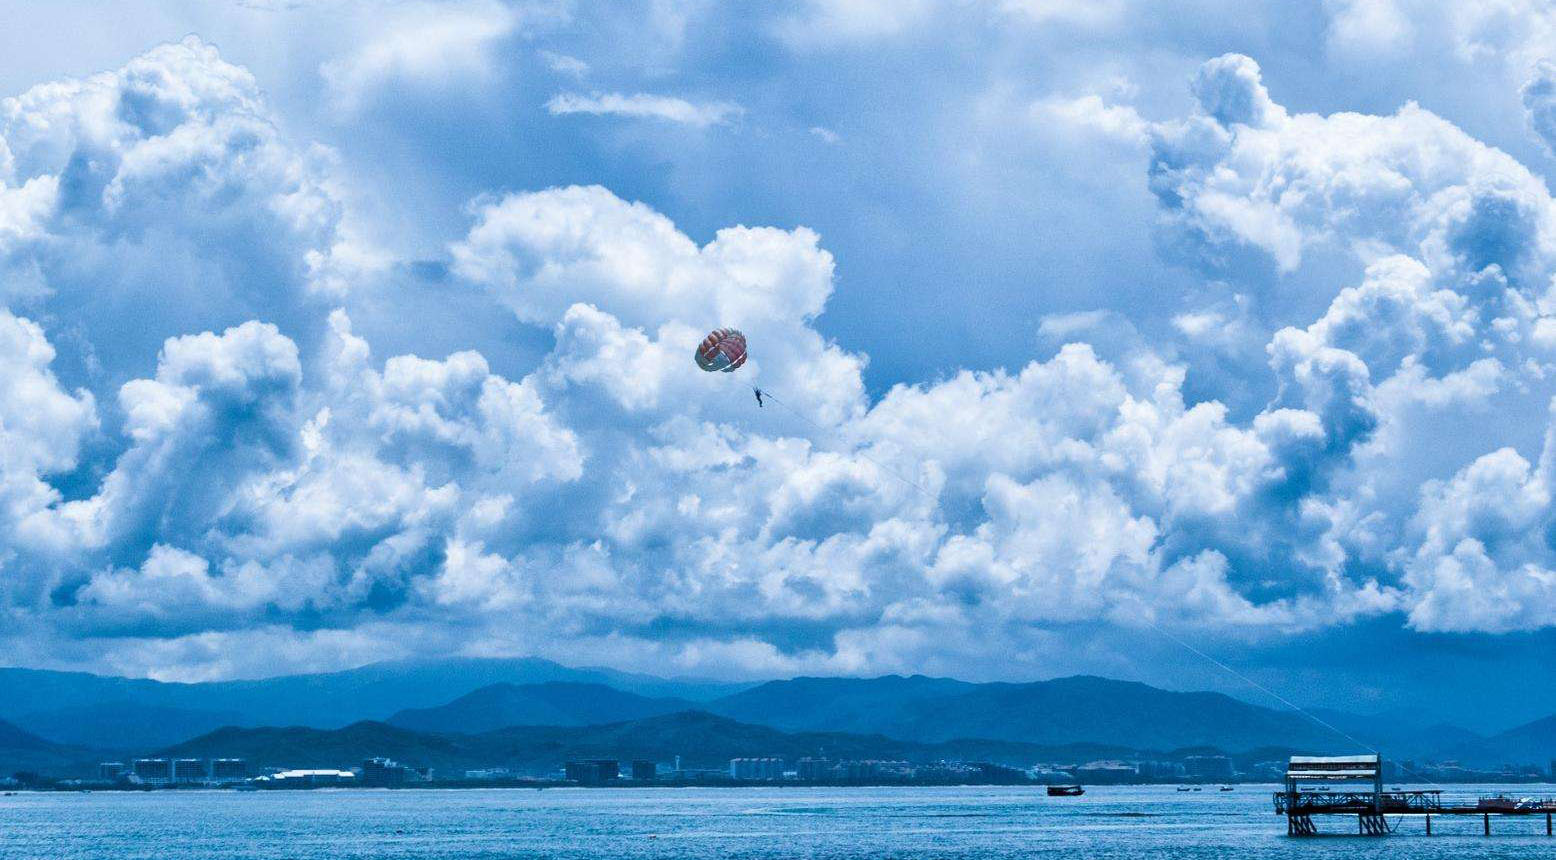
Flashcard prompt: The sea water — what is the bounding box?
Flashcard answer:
[1,784,1553,859]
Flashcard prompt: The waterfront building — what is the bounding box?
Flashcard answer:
[174,759,207,783]
[564,760,620,785]
[98,762,127,780]
[1075,760,1137,784]
[132,758,173,785]
[210,759,248,781]
[729,758,785,781]
[361,757,410,787]
[796,758,833,780]
[630,760,656,781]
[1134,760,1186,780]
[253,769,357,788]
[464,768,515,780]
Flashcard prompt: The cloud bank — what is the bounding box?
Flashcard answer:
[7,8,1556,690]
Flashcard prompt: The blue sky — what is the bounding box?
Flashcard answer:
[6,0,1556,730]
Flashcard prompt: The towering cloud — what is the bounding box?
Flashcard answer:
[4,29,1556,687]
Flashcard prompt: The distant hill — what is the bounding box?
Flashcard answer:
[0,718,98,776]
[709,675,975,735]
[160,711,1138,775]
[16,702,246,750]
[387,682,695,734]
[1442,714,1556,768]
[0,659,1492,764]
[708,675,1350,752]
[1301,707,1482,762]
[0,657,751,750]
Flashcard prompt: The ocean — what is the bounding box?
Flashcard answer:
[2,784,1553,858]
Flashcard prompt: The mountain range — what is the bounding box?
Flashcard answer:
[161,711,1137,775]
[3,658,1554,776]
[0,657,746,749]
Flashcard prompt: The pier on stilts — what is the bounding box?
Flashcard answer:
[1275,754,1556,837]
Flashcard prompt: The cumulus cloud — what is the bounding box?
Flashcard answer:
[16,35,1556,683]
[545,92,744,127]
[320,0,528,112]
[0,35,352,383]
[1030,94,1148,144]
[1522,59,1556,155]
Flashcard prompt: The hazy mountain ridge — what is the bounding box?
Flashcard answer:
[3,660,1544,774]
[1442,713,1556,768]
[387,682,697,734]
[0,718,100,775]
[160,711,1146,774]
[0,658,748,748]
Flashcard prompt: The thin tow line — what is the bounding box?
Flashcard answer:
[754,386,940,503]
[1145,620,1443,789]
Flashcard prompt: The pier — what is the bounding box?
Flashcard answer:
[1274,754,1556,836]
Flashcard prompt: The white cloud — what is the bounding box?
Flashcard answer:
[16,31,1556,683]
[1522,59,1556,155]
[1030,94,1148,144]
[320,0,524,112]
[538,50,589,79]
[773,0,940,47]
[545,92,743,127]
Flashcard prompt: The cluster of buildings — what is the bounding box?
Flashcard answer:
[74,749,1556,792]
[1035,754,1241,785]
[551,756,1030,785]
[94,756,427,789]
[97,758,251,786]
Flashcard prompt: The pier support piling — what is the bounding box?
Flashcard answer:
[1425,813,1430,835]
[1484,813,1490,836]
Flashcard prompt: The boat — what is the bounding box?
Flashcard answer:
[1047,785,1084,797]
[1176,787,1191,792]
[1219,786,1234,792]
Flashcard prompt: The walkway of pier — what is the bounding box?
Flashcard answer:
[1275,789,1556,836]
[1274,754,1556,837]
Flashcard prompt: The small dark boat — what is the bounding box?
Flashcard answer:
[1047,785,1084,797]
[1219,786,1234,792]
[1176,787,1191,792]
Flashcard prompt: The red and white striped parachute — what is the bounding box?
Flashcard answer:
[695,328,747,372]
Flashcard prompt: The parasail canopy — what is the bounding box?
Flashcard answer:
[695,327,747,372]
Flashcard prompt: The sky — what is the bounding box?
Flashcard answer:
[5,0,1556,730]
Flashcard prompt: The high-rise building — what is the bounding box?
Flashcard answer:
[361,757,409,787]
[729,758,785,781]
[132,759,173,785]
[630,760,656,781]
[564,760,619,785]
[174,759,207,783]
[98,762,127,781]
[796,758,833,780]
[210,759,248,781]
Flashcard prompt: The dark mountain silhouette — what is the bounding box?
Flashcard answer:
[1442,713,1556,768]
[709,675,1348,752]
[16,702,246,750]
[0,718,98,776]
[0,660,1498,765]
[387,682,695,734]
[0,657,749,749]
[159,711,1136,775]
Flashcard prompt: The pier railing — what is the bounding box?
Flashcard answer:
[1274,790,1441,815]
